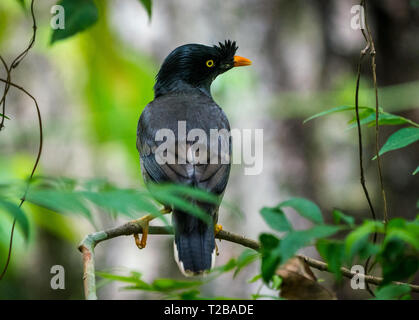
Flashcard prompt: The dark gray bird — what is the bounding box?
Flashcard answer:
[136,40,251,276]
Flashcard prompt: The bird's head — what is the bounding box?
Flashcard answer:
[154,40,251,97]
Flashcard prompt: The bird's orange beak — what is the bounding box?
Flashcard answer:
[234,55,252,67]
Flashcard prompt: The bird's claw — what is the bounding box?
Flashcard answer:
[134,217,149,249]
[134,233,146,249]
[214,223,223,236]
[214,224,223,256]
[132,207,172,250]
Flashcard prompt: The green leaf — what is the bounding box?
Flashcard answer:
[374,127,419,159]
[345,220,384,263]
[412,165,419,175]
[0,199,30,240]
[332,209,355,227]
[0,113,10,120]
[25,189,92,220]
[373,284,411,300]
[138,0,152,19]
[279,225,342,263]
[151,184,220,206]
[96,271,152,290]
[247,274,262,283]
[97,271,203,294]
[51,0,99,44]
[348,108,375,123]
[384,218,419,250]
[378,238,419,285]
[261,253,280,284]
[305,104,419,129]
[96,271,142,283]
[303,105,371,123]
[81,190,161,220]
[316,239,345,281]
[148,184,212,225]
[260,206,292,232]
[211,258,237,274]
[278,197,323,224]
[152,278,202,291]
[259,233,281,282]
[234,249,260,277]
[177,289,201,300]
[346,112,415,130]
[271,275,282,290]
[15,0,25,9]
[260,224,341,283]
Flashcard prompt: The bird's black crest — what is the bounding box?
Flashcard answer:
[154,40,240,97]
[214,40,238,61]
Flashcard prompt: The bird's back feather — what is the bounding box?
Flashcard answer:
[137,89,231,275]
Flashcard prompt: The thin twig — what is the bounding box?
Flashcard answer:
[362,0,388,225]
[0,0,37,130]
[78,221,419,300]
[356,0,386,296]
[0,56,11,130]
[355,49,376,297]
[0,0,39,281]
[0,77,42,280]
[354,50,377,231]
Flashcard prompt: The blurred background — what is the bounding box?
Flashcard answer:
[0,0,418,299]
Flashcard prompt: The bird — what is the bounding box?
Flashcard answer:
[135,40,251,276]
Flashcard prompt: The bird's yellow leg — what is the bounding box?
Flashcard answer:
[214,223,223,236]
[133,206,172,249]
[214,224,223,256]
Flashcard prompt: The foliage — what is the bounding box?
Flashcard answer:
[299,102,419,297]
[0,198,29,239]
[96,250,260,300]
[260,198,418,298]
[49,0,152,44]
[374,127,419,158]
[305,105,419,174]
[11,175,417,299]
[0,176,234,233]
[50,0,99,44]
[138,0,152,19]
[14,177,410,300]
[74,192,418,299]
[373,284,411,300]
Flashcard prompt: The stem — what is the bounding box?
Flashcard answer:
[362,0,389,225]
[0,0,39,281]
[0,77,42,281]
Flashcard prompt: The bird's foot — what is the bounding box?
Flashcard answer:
[160,206,172,214]
[132,206,172,249]
[133,215,151,249]
[214,224,223,256]
[214,223,223,236]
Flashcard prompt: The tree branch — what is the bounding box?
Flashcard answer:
[78,220,419,300]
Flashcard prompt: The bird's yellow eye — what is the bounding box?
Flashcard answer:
[206,59,214,68]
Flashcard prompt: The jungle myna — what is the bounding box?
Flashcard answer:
[136,40,251,275]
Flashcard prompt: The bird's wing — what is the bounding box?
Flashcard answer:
[136,91,231,196]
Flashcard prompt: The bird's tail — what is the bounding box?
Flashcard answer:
[172,209,216,276]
